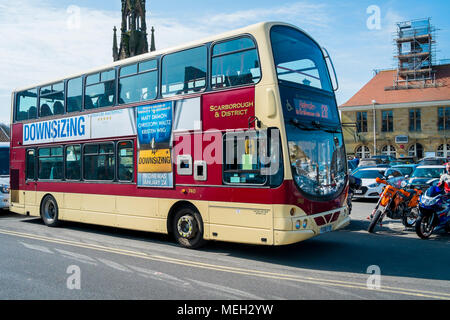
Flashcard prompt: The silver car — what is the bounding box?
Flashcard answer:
[352,167,388,199]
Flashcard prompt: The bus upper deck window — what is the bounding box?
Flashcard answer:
[211,37,261,89]
[39,82,65,117]
[16,88,38,122]
[85,70,116,109]
[119,60,158,104]
[161,46,207,97]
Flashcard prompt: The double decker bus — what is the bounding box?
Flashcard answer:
[9,22,349,248]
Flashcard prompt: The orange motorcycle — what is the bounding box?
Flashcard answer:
[368,177,422,233]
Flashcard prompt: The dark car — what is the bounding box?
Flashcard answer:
[404,165,445,190]
[372,155,396,164]
[417,157,446,166]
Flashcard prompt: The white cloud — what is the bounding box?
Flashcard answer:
[0,0,334,124]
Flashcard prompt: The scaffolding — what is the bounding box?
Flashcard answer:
[389,18,438,90]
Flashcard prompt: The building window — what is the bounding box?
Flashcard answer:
[355,146,371,159]
[409,109,421,132]
[381,110,393,132]
[438,107,450,131]
[381,145,396,157]
[356,112,367,133]
[408,143,423,159]
[437,144,450,158]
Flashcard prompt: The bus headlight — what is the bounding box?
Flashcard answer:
[302,219,308,228]
[295,220,301,229]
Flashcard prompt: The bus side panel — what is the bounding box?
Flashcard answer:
[173,131,223,186]
[208,201,273,245]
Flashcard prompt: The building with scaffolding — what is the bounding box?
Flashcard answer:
[389,18,438,90]
[340,18,450,160]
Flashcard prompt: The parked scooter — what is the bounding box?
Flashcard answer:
[368,177,422,233]
[347,175,362,215]
[416,185,450,239]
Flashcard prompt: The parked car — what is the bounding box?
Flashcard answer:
[352,167,390,199]
[372,155,396,164]
[0,142,10,210]
[417,157,446,166]
[389,164,418,178]
[357,158,383,167]
[390,157,416,165]
[404,165,445,191]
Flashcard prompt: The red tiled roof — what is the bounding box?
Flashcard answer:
[340,64,450,107]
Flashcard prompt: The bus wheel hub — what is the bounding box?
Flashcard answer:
[177,215,196,239]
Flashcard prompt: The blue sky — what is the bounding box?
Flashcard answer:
[0,0,449,124]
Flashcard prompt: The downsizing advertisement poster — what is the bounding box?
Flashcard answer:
[136,101,174,188]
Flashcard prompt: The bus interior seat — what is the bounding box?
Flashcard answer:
[18,112,28,121]
[84,96,94,109]
[40,104,52,117]
[28,107,37,119]
[98,95,111,107]
[67,96,82,112]
[53,101,64,115]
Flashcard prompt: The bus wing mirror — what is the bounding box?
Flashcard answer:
[322,47,339,92]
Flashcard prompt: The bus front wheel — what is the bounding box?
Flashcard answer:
[173,208,206,249]
[40,195,61,227]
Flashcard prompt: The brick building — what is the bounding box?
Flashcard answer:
[339,63,450,160]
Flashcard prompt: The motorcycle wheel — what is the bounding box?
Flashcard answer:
[368,209,383,233]
[402,208,418,228]
[415,215,434,239]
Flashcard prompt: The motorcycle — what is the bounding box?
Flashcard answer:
[347,175,362,215]
[416,185,450,239]
[368,177,422,233]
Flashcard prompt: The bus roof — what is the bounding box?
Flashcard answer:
[13,21,313,93]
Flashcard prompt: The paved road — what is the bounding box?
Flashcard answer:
[0,201,449,300]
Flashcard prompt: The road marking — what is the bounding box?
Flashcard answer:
[55,249,98,265]
[97,258,132,272]
[188,278,263,300]
[20,242,53,254]
[1,227,449,300]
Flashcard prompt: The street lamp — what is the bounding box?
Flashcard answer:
[372,100,377,156]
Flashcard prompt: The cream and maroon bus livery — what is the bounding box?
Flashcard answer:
[9,22,349,248]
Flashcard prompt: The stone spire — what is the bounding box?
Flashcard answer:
[113,0,154,61]
[150,26,156,52]
[112,26,119,62]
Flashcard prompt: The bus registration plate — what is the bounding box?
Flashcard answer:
[320,225,332,234]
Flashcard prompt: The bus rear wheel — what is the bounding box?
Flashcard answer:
[173,208,206,249]
[40,195,61,227]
